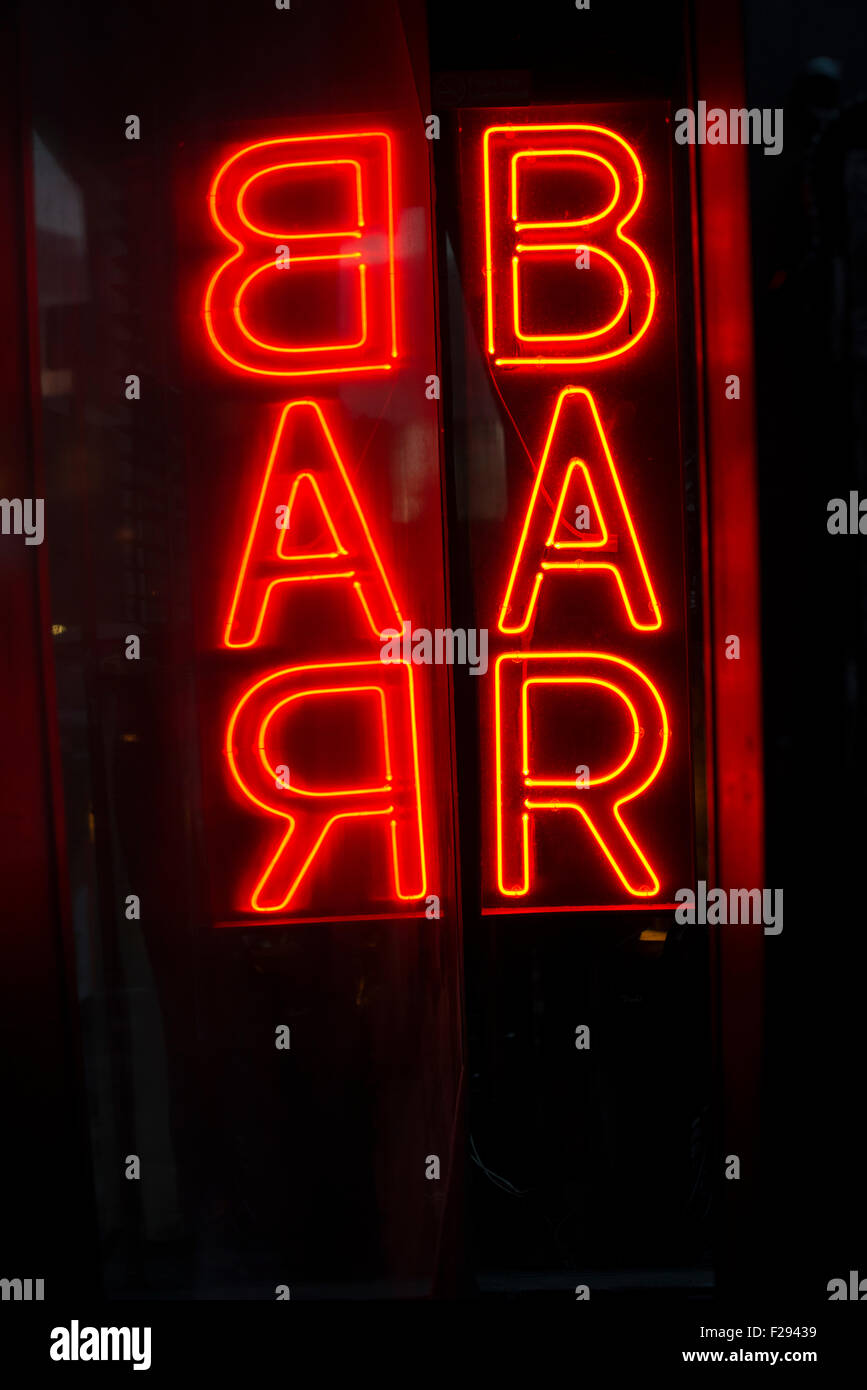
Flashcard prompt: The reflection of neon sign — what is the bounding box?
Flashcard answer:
[202,129,433,921]
[227,660,427,912]
[223,400,403,648]
[205,132,398,377]
[220,398,428,913]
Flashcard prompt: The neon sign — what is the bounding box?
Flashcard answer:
[197,128,440,923]
[195,108,694,923]
[496,386,662,634]
[495,652,670,899]
[483,124,656,365]
[223,400,404,648]
[464,105,694,912]
[226,659,427,912]
[204,132,398,378]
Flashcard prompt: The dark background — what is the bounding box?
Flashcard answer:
[743,0,867,1302]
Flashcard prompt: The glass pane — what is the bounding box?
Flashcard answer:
[28,0,463,1299]
[435,99,713,1291]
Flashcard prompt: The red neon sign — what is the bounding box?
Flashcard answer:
[226,659,427,912]
[223,399,403,648]
[483,124,656,366]
[494,652,670,898]
[460,104,694,912]
[193,125,447,924]
[497,386,662,634]
[204,132,398,378]
[193,109,693,922]
[217,390,430,915]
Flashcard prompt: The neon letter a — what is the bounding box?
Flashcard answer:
[225,400,402,647]
[498,387,661,633]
